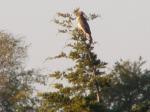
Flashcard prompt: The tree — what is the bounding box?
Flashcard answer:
[39,10,110,112]
[103,58,150,112]
[0,31,40,112]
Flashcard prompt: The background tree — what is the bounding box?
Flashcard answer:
[39,10,110,112]
[0,31,42,112]
[103,58,150,112]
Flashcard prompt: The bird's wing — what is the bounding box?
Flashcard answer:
[79,17,91,35]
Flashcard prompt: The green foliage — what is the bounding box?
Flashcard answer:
[103,58,150,112]
[39,10,109,112]
[0,31,41,112]
[39,9,150,112]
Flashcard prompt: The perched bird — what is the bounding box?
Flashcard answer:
[74,9,93,44]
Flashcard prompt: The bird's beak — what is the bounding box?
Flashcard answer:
[73,8,80,14]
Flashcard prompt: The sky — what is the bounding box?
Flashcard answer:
[0,0,150,71]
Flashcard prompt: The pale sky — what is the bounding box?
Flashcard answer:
[0,0,150,71]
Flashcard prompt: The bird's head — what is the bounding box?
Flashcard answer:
[74,8,83,15]
[74,9,85,17]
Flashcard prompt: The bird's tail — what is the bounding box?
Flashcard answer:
[89,35,93,45]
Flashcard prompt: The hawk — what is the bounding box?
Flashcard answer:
[74,9,93,44]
